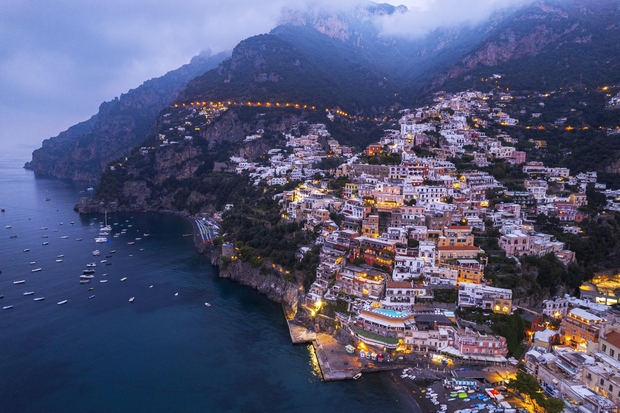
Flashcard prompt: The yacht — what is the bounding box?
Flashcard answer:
[80,275,95,279]
[94,237,107,243]
[31,268,42,272]
[129,297,135,303]
[92,250,101,256]
[101,211,112,232]
[13,280,25,284]
[83,269,95,274]
[57,300,68,305]
[23,291,34,296]
[33,297,45,301]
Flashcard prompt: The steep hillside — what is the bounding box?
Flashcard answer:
[26,51,229,181]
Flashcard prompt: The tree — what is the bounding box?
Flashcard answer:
[540,397,565,413]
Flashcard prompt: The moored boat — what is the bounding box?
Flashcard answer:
[3,305,13,310]
[80,279,91,284]
[88,295,95,299]
[23,249,30,252]
[120,277,127,282]
[31,268,42,272]
[100,280,108,283]
[80,275,95,279]
[23,291,34,296]
[129,297,134,303]
[33,297,45,301]
[94,237,107,243]
[13,280,25,284]
[83,269,95,274]
[42,242,49,245]
[86,262,96,267]
[57,300,68,305]
[353,373,362,380]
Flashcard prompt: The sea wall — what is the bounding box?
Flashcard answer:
[211,253,301,317]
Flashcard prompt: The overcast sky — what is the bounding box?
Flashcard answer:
[0,0,531,160]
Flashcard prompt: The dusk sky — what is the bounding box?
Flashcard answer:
[0,0,530,160]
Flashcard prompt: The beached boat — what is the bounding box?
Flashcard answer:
[34,297,45,301]
[31,268,42,272]
[23,291,34,296]
[353,373,362,380]
[57,300,68,305]
[13,280,25,284]
[120,277,127,282]
[129,297,134,303]
[3,305,14,310]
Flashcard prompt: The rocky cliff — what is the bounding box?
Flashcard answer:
[27,51,230,181]
[212,254,301,317]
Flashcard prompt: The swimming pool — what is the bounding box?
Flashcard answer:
[373,308,411,318]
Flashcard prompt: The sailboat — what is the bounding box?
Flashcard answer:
[101,211,112,232]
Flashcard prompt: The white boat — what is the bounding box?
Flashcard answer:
[57,254,64,258]
[110,250,116,253]
[135,237,142,241]
[23,291,34,296]
[33,297,45,301]
[149,285,153,288]
[120,277,127,282]
[70,221,74,224]
[129,297,134,303]
[13,280,25,284]
[60,236,68,239]
[100,280,108,283]
[87,187,94,191]
[30,261,36,265]
[100,211,112,232]
[5,225,11,229]
[56,259,63,263]
[94,237,107,243]
[80,280,91,284]
[23,249,30,252]
[88,295,95,299]
[353,373,362,380]
[205,302,211,307]
[100,259,107,263]
[92,250,101,256]
[80,275,95,279]
[57,300,68,305]
[99,231,109,236]
[127,241,135,245]
[31,268,42,272]
[86,262,96,267]
[42,235,48,238]
[41,227,47,230]
[3,305,13,310]
[42,242,49,245]
[76,238,82,241]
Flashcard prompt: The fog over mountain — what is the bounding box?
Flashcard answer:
[1,0,530,158]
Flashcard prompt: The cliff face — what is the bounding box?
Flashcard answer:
[213,255,301,316]
[28,51,230,181]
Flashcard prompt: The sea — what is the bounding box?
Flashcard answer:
[0,156,414,413]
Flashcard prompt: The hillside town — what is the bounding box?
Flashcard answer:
[216,89,620,413]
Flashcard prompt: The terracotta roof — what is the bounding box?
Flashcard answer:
[437,245,481,251]
[605,331,620,349]
[386,281,413,289]
[449,225,471,230]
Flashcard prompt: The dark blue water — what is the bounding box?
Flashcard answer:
[0,157,411,413]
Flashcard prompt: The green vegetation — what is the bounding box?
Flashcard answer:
[511,371,565,413]
[457,308,526,358]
